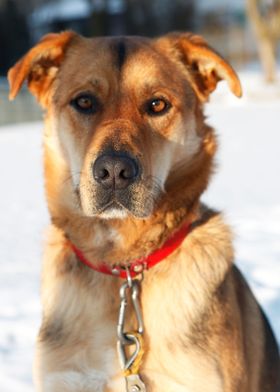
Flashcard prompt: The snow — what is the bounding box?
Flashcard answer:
[203,72,280,337]
[0,124,48,392]
[0,72,279,391]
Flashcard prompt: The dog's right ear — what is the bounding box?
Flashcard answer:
[8,31,76,107]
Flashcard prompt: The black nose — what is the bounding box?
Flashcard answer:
[92,152,139,190]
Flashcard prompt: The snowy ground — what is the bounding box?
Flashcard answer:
[0,72,279,391]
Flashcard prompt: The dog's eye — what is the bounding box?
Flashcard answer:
[71,94,98,114]
[146,98,170,116]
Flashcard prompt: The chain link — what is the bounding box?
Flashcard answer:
[117,270,146,392]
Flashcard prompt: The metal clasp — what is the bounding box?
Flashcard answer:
[125,373,147,392]
[117,270,146,392]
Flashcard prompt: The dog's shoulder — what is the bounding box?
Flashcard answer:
[185,203,234,264]
[231,266,280,391]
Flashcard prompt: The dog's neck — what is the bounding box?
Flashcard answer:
[51,196,199,265]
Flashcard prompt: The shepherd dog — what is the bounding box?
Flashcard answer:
[8,31,280,391]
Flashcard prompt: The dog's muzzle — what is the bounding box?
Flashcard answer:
[92,151,140,190]
[82,150,156,218]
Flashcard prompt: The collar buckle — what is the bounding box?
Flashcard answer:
[111,266,121,276]
[132,262,146,274]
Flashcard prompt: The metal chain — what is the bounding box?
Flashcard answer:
[117,270,147,392]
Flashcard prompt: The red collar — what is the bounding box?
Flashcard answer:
[70,222,191,279]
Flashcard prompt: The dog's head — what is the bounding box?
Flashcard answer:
[8,32,241,220]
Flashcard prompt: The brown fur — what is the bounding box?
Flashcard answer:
[8,31,279,391]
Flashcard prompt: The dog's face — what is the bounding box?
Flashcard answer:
[8,32,241,220]
[50,36,204,219]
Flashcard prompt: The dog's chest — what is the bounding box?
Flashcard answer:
[97,321,222,392]
[137,278,223,392]
[94,276,223,392]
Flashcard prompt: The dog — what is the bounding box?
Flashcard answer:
[8,31,280,392]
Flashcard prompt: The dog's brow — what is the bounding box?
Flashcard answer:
[113,39,127,70]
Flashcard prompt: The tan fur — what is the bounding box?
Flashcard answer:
[9,31,279,391]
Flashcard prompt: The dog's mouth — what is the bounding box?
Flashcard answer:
[94,184,158,219]
[96,199,130,219]
[79,177,162,219]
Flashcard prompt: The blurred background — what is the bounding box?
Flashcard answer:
[0,0,279,124]
[0,1,280,391]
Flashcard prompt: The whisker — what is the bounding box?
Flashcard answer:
[61,171,84,187]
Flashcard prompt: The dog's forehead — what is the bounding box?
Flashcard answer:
[105,36,152,69]
[58,35,178,91]
[75,35,157,66]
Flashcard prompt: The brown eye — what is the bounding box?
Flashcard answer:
[70,94,98,114]
[146,98,170,116]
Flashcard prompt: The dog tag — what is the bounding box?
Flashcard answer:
[125,374,146,392]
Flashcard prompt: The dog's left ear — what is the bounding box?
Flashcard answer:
[157,33,242,102]
[8,31,77,107]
